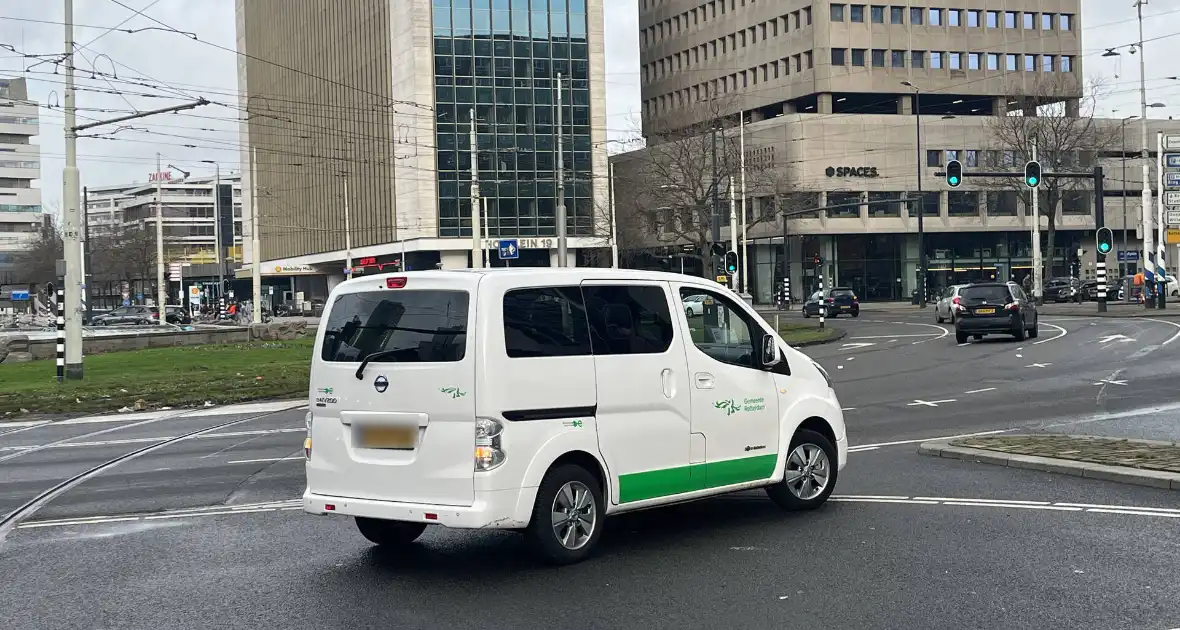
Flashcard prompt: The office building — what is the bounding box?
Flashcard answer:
[621,0,1163,303]
[235,0,610,296]
[0,78,42,285]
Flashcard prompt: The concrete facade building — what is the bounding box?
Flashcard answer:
[0,78,43,285]
[620,0,1170,304]
[235,0,610,293]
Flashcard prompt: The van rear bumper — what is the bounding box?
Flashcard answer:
[303,487,532,529]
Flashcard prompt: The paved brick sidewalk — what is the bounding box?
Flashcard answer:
[952,435,1180,473]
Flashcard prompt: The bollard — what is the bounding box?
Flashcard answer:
[55,285,65,383]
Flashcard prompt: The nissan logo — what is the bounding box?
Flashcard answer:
[373,375,389,393]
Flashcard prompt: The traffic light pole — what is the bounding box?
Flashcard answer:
[1094,166,1107,313]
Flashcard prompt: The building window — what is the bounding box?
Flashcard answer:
[868,192,903,217]
[968,53,980,70]
[986,10,998,28]
[927,150,942,167]
[967,10,980,27]
[987,53,999,70]
[929,51,942,69]
[921,192,940,216]
[890,6,903,24]
[1063,190,1091,215]
[872,49,885,67]
[1060,14,1072,30]
[830,4,845,21]
[891,50,905,67]
[1023,12,1035,29]
[1042,13,1054,30]
[832,48,847,65]
[949,192,979,217]
[948,9,961,26]
[1062,55,1073,72]
[806,50,814,68]
[948,52,961,70]
[1006,54,1018,71]
[929,8,941,26]
[910,7,922,25]
[1005,11,1016,28]
[1042,55,1054,72]
[850,4,864,22]
[1024,55,1035,72]
[805,6,812,24]
[852,48,866,66]
[965,150,978,167]
[911,50,925,68]
[987,191,1018,216]
[871,5,885,23]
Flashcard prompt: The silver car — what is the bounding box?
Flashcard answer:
[935,285,967,324]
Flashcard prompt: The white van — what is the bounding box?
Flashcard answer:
[304,268,847,564]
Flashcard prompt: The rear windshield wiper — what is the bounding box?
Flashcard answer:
[355,349,401,380]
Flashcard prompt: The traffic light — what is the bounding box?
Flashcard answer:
[946,160,963,187]
[1096,227,1114,256]
[724,251,738,275]
[812,254,822,266]
[1024,160,1041,188]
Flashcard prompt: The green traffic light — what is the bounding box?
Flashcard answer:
[1028,176,1038,186]
[1098,244,1111,253]
[949,176,959,185]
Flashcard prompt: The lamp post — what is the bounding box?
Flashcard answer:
[902,81,926,307]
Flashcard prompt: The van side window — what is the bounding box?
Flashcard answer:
[582,285,674,355]
[320,290,469,362]
[503,287,592,358]
[678,287,762,369]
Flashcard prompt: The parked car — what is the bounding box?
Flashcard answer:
[1042,277,1082,303]
[934,284,967,324]
[954,282,1038,343]
[802,287,859,318]
[83,308,110,325]
[91,305,155,326]
[682,293,708,317]
[153,305,192,325]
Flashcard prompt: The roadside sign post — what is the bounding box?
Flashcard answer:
[498,239,519,267]
[1164,137,1180,310]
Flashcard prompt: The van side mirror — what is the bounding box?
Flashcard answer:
[759,334,780,369]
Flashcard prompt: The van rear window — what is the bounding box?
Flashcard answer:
[320,290,469,363]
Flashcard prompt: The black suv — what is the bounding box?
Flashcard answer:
[1043,277,1082,303]
[954,282,1038,343]
[803,287,860,318]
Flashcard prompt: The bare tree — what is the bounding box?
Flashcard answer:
[982,76,1118,278]
[614,97,808,268]
[89,227,157,286]
[10,218,62,285]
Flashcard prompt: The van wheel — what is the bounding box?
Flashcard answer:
[526,464,604,565]
[766,429,838,511]
[355,517,427,547]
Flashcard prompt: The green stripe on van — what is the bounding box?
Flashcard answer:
[617,454,778,503]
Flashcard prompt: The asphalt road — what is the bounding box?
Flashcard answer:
[2,310,1179,629]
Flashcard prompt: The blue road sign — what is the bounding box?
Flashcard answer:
[10,290,29,301]
[1118,251,1140,263]
[498,239,520,260]
[123,298,132,306]
[1167,154,1180,169]
[1166,171,1180,188]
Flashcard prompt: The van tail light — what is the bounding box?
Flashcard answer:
[386,277,407,289]
[303,412,313,459]
[474,418,505,471]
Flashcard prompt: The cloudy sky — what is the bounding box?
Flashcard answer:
[2,0,1178,213]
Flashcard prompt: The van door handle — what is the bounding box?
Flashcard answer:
[661,368,674,399]
[694,373,715,389]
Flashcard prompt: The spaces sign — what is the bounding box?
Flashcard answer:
[826,166,879,178]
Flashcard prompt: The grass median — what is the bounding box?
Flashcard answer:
[0,338,314,417]
[777,322,842,346]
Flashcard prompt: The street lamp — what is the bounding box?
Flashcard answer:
[901,80,927,307]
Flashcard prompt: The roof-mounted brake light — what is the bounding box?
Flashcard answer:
[386,277,407,289]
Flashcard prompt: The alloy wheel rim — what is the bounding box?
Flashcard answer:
[550,481,596,550]
[784,443,830,501]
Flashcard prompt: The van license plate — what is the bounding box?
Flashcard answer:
[357,426,417,449]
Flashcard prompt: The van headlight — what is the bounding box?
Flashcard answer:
[812,361,833,388]
[474,418,505,471]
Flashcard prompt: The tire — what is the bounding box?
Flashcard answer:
[956,330,968,344]
[1013,317,1027,341]
[766,429,838,511]
[355,517,427,547]
[851,310,859,318]
[526,464,605,565]
[1028,317,1039,338]
[803,310,811,319]
[936,313,945,323]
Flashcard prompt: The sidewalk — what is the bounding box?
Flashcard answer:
[1037,301,1180,318]
[920,434,1180,490]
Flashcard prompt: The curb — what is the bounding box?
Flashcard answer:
[789,327,847,348]
[918,440,1180,491]
[1037,310,1180,320]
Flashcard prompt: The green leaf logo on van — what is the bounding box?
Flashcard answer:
[440,386,467,399]
[715,399,741,416]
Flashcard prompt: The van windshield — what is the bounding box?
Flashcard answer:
[320,290,469,363]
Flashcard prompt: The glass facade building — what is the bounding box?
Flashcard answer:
[432,0,595,239]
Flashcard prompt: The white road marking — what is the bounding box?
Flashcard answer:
[59,401,309,426]
[0,427,304,452]
[0,420,51,429]
[1142,317,1180,346]
[828,495,1180,517]
[17,500,304,530]
[904,322,951,345]
[1032,322,1068,346]
[846,446,879,452]
[226,456,303,464]
[1093,379,1128,386]
[1025,363,1052,368]
[841,407,857,411]
[963,387,998,394]
[848,429,1011,450]
[849,334,937,339]
[907,399,956,407]
[957,342,970,347]
[1097,334,1134,344]
[841,342,876,349]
